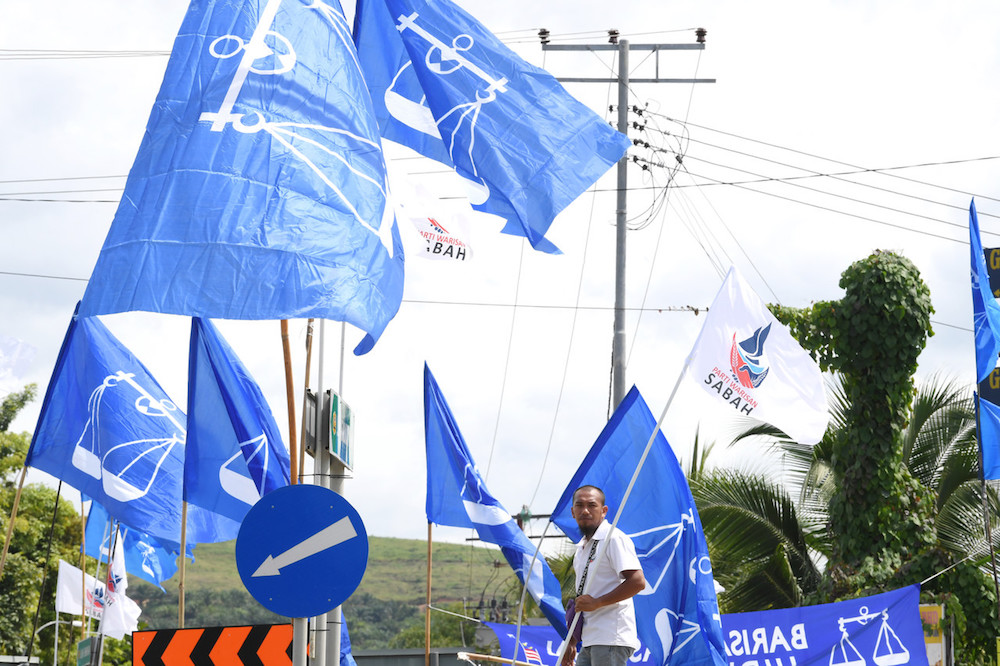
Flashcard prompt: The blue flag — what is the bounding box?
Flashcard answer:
[423,364,567,637]
[78,0,404,355]
[353,0,630,254]
[26,310,238,545]
[185,318,291,523]
[970,200,1000,382]
[486,585,927,666]
[551,386,726,666]
[978,392,1000,481]
[84,500,188,591]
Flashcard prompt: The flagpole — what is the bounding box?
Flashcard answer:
[556,360,690,666]
[281,320,298,485]
[179,501,187,628]
[974,393,1000,626]
[510,519,555,666]
[0,464,27,578]
[426,521,432,666]
[298,319,315,484]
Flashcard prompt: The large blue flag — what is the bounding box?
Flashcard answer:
[978,392,1000,480]
[485,585,927,666]
[353,0,630,254]
[970,200,1000,382]
[84,500,187,591]
[423,364,567,637]
[551,386,726,666]
[79,0,404,355]
[185,318,291,523]
[26,309,238,545]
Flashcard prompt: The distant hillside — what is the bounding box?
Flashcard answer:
[128,535,540,646]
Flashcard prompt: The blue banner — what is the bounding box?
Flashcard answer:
[185,318,290,523]
[424,364,567,637]
[551,386,726,666]
[79,0,404,355]
[354,0,630,254]
[83,500,187,590]
[970,200,1000,382]
[486,585,927,666]
[26,309,238,545]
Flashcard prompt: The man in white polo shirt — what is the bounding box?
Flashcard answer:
[561,485,646,666]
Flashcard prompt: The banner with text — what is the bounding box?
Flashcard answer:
[488,584,927,666]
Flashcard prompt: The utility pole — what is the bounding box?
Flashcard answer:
[542,30,714,410]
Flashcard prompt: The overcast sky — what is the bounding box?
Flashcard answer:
[2,0,998,549]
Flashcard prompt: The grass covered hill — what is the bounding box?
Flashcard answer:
[128,535,533,647]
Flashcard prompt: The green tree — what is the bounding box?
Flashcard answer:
[695,250,1000,663]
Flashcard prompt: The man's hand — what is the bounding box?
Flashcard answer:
[573,594,601,613]
[560,643,576,666]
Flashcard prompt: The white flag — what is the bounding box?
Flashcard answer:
[686,267,828,444]
[55,559,104,619]
[101,532,141,639]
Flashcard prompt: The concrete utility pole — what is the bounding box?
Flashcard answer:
[542,30,714,410]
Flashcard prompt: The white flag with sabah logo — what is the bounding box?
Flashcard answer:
[686,266,828,444]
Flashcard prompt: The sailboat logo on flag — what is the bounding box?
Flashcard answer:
[730,323,771,389]
[391,11,507,204]
[72,371,184,504]
[199,0,396,255]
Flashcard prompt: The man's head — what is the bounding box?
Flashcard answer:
[571,485,608,539]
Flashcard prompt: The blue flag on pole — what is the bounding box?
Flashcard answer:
[353,0,630,254]
[26,310,238,545]
[978,393,1000,481]
[551,386,726,666]
[970,200,1000,383]
[78,0,404,355]
[423,364,567,637]
[185,318,291,523]
[83,500,187,590]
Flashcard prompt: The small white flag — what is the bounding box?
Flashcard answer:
[101,532,141,639]
[686,267,829,444]
[55,559,103,619]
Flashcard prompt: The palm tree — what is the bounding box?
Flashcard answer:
[692,374,1000,620]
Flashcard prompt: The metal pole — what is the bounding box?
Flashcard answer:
[611,39,630,410]
[313,321,328,666]
[325,322,347,666]
[293,618,309,666]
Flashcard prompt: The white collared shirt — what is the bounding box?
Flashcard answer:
[573,520,642,651]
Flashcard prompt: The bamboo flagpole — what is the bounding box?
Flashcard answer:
[298,319,315,484]
[0,465,28,578]
[425,522,433,666]
[281,320,298,485]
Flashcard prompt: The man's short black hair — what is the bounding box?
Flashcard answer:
[573,485,606,505]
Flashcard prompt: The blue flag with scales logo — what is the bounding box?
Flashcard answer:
[353,0,631,254]
[26,309,238,545]
[424,364,567,637]
[79,0,404,355]
[185,317,291,523]
[551,386,726,666]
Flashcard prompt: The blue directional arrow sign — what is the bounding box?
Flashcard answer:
[236,484,368,618]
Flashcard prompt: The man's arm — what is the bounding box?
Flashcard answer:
[573,568,645,612]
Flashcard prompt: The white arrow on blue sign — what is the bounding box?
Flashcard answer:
[235,484,369,618]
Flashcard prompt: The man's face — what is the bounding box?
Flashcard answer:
[571,488,608,538]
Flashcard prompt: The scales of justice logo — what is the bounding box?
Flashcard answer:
[730,323,772,390]
[829,605,910,666]
[70,370,272,509]
[197,0,397,257]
